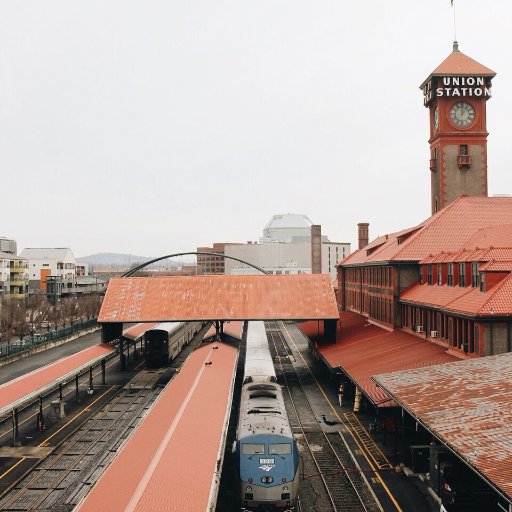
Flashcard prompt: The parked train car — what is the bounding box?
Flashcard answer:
[144,321,203,367]
[236,321,300,511]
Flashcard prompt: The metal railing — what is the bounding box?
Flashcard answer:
[0,319,98,359]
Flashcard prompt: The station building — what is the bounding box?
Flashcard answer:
[317,43,512,510]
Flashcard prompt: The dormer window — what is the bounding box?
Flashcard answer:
[471,262,480,287]
[459,263,466,287]
[437,263,443,285]
[427,264,433,285]
[447,263,454,286]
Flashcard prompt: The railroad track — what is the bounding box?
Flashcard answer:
[0,327,210,511]
[267,321,380,512]
[0,371,164,511]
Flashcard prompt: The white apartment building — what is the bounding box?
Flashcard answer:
[0,253,29,298]
[21,248,77,292]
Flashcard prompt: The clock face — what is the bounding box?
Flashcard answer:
[433,107,439,130]
[450,101,475,127]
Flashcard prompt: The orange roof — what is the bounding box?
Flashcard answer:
[420,46,496,89]
[122,322,157,341]
[75,342,238,512]
[480,261,512,272]
[98,274,339,323]
[373,353,512,503]
[401,276,512,316]
[341,197,512,266]
[308,312,459,407]
[464,224,512,250]
[0,344,114,415]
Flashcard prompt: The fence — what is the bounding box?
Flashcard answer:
[0,319,98,360]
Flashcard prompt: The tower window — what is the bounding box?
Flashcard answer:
[458,145,471,168]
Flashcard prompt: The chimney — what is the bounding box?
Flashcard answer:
[358,223,369,250]
[311,225,322,274]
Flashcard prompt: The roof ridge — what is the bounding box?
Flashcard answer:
[392,198,462,260]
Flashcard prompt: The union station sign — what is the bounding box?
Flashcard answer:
[423,76,492,106]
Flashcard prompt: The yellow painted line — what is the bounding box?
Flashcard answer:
[280,323,404,512]
[38,385,116,446]
[0,458,25,481]
[0,353,121,442]
[0,385,116,486]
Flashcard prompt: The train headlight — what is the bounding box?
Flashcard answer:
[261,476,267,483]
[281,477,287,483]
[267,476,273,483]
[248,477,253,483]
[245,486,252,492]
[282,486,288,491]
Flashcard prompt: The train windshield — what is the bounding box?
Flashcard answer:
[269,443,292,455]
[242,444,265,455]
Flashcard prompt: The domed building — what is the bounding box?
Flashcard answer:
[262,214,315,243]
[222,214,350,280]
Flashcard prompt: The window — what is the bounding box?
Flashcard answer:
[471,262,480,287]
[242,444,265,455]
[447,263,454,286]
[458,144,471,167]
[427,265,433,285]
[459,263,466,287]
[269,443,291,455]
[437,263,442,285]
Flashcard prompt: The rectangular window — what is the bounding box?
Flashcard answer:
[447,263,454,286]
[437,264,442,285]
[459,263,466,287]
[458,144,471,167]
[242,444,265,455]
[269,443,291,455]
[471,262,479,287]
[427,265,433,285]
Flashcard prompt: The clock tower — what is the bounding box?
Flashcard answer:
[420,42,496,214]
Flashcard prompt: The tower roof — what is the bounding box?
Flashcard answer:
[420,43,496,89]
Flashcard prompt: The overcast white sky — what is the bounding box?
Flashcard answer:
[1,1,511,258]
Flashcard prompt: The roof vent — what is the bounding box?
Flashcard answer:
[453,40,459,52]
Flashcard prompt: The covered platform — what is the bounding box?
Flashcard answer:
[203,321,244,341]
[301,312,459,407]
[374,353,512,509]
[74,341,239,512]
[0,344,115,444]
[98,274,339,343]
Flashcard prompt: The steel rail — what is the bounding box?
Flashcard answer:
[267,321,369,512]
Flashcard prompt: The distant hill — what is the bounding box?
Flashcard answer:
[77,253,179,270]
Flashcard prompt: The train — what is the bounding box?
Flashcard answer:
[144,321,203,367]
[235,321,300,511]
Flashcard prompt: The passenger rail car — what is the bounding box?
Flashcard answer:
[236,322,300,511]
[144,321,203,367]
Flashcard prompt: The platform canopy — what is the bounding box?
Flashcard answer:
[98,274,339,323]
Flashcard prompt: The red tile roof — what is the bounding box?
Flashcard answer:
[98,275,339,323]
[479,261,512,272]
[464,224,512,250]
[420,47,496,89]
[341,197,512,266]
[75,342,239,512]
[402,275,512,316]
[373,353,512,503]
[308,312,459,407]
[0,344,114,414]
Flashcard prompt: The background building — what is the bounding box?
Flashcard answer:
[21,248,77,294]
[224,214,350,280]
